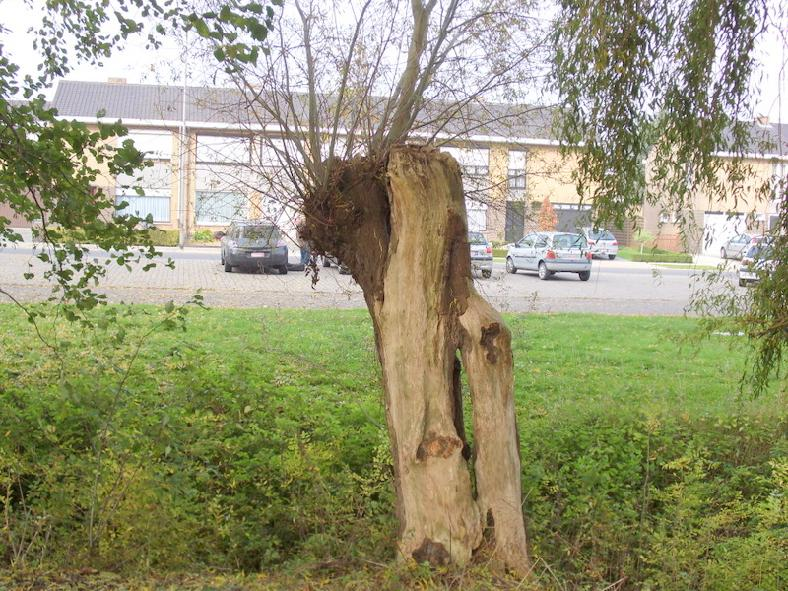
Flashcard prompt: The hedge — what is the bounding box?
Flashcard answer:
[628,252,693,263]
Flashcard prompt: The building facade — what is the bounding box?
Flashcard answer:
[17,79,785,252]
[43,79,603,246]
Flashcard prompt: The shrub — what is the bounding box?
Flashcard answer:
[520,410,786,589]
[629,252,693,263]
[191,229,215,243]
[537,196,558,231]
[145,228,179,246]
[0,306,783,589]
[634,228,656,246]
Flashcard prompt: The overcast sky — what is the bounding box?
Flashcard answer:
[2,0,786,123]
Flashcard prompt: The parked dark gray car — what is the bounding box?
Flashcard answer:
[220,221,288,274]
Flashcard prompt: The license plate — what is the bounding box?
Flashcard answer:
[251,252,269,258]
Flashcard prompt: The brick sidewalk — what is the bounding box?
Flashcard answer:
[0,249,711,315]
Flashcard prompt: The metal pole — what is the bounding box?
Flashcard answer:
[177,32,188,249]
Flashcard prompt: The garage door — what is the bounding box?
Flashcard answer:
[466,199,487,232]
[702,212,747,255]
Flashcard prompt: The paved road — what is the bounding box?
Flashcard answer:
[0,244,738,315]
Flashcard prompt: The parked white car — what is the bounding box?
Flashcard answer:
[581,228,619,259]
[738,243,776,287]
[506,231,592,281]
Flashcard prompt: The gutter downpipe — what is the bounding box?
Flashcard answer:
[177,39,188,249]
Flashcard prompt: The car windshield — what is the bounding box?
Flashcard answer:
[588,229,615,240]
[746,245,772,259]
[468,232,487,245]
[240,225,280,241]
[552,233,587,249]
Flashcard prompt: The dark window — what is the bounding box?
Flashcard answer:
[588,229,615,240]
[552,233,588,249]
[241,225,281,241]
[505,201,525,242]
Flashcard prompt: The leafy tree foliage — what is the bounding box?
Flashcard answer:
[552,0,785,393]
[0,0,277,322]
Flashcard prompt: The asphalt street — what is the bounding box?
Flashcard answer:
[0,244,740,315]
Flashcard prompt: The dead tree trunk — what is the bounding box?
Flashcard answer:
[301,146,529,573]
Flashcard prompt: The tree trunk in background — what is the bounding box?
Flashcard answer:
[301,146,529,574]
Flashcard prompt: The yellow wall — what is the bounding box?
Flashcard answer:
[642,155,779,250]
[480,144,587,241]
[525,146,583,205]
[484,144,509,240]
[85,124,116,194]
[692,157,775,213]
[167,131,182,230]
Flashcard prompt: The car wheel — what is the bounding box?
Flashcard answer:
[482,269,492,279]
[506,257,517,274]
[578,270,591,281]
[738,278,747,287]
[608,255,616,260]
[538,261,551,280]
[720,247,727,259]
[323,257,331,268]
[224,262,232,273]
[279,265,288,275]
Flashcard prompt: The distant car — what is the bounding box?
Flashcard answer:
[220,221,289,274]
[720,233,752,259]
[738,243,775,287]
[506,231,592,281]
[581,228,619,259]
[320,254,351,274]
[749,234,773,247]
[468,231,493,278]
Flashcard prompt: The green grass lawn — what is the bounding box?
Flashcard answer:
[618,246,668,258]
[0,305,784,590]
[651,263,720,270]
[618,246,693,263]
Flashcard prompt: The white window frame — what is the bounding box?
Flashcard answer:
[115,159,172,223]
[197,135,252,165]
[126,131,172,160]
[195,191,248,226]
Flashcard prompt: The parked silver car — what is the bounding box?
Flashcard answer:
[506,231,592,281]
[581,228,619,259]
[720,233,752,259]
[468,231,493,278]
